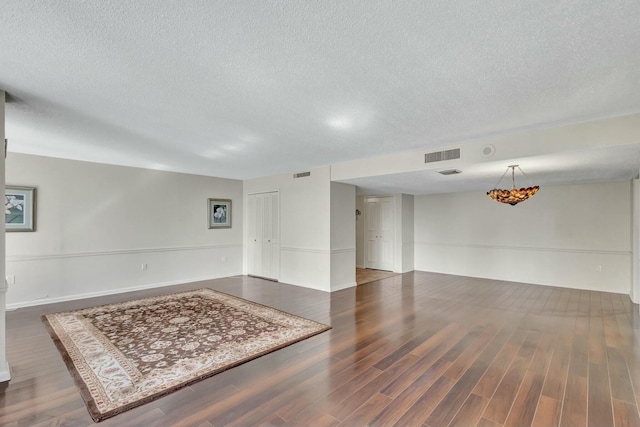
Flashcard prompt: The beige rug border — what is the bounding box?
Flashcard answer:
[42,288,331,422]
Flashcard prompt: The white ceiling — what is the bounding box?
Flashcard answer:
[2,1,640,194]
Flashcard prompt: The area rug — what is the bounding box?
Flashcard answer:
[42,288,331,422]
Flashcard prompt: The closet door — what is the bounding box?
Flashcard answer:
[261,193,272,277]
[247,194,263,277]
[247,191,279,280]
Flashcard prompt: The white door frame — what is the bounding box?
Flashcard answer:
[364,196,395,271]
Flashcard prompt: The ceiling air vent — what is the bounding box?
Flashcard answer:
[438,169,462,175]
[425,148,461,163]
[293,171,311,178]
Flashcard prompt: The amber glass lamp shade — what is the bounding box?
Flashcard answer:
[487,165,539,206]
[487,186,539,206]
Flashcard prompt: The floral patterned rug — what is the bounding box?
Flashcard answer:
[42,288,330,422]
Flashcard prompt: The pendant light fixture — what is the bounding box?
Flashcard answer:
[487,165,539,206]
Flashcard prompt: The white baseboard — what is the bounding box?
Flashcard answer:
[0,362,10,382]
[6,272,241,310]
[331,281,357,292]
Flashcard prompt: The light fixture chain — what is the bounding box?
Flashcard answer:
[492,167,510,189]
[516,165,535,188]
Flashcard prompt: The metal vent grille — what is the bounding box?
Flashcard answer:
[293,171,311,178]
[425,148,461,163]
[438,169,462,175]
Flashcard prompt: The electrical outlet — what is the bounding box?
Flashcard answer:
[6,275,15,285]
[141,263,148,271]
[596,265,603,272]
[221,256,227,263]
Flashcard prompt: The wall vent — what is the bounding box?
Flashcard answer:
[293,171,311,178]
[425,148,461,163]
[438,169,462,175]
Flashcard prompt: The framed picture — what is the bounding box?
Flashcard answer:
[208,198,231,229]
[6,186,36,232]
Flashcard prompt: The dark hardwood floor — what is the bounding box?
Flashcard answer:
[356,268,400,285]
[2,271,640,426]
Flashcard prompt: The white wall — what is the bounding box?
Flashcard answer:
[244,166,332,291]
[330,182,356,291]
[632,177,640,302]
[0,91,9,381]
[401,194,414,273]
[414,181,631,293]
[393,194,415,273]
[355,196,365,268]
[5,153,243,308]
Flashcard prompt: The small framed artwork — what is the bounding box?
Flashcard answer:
[208,198,231,229]
[6,186,36,232]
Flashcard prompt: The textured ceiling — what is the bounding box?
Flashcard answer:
[2,1,640,191]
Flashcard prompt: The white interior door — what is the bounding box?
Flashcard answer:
[364,196,395,271]
[261,194,272,277]
[365,198,381,268]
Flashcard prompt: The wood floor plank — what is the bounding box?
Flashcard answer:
[588,362,614,427]
[531,395,562,427]
[391,376,456,427]
[409,321,460,358]
[2,272,638,427]
[444,325,500,380]
[473,330,524,398]
[369,359,452,427]
[425,327,513,427]
[541,333,572,401]
[448,393,489,427]
[335,393,392,427]
[477,417,503,427]
[608,346,637,404]
[504,370,545,427]
[559,376,588,427]
[613,399,640,427]
[503,332,555,426]
[380,327,467,399]
[481,332,540,424]
[274,349,388,420]
[329,353,418,420]
[559,334,589,427]
[286,406,339,427]
[373,328,439,371]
